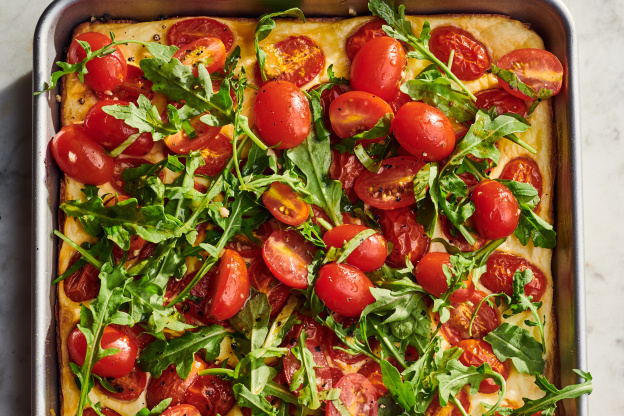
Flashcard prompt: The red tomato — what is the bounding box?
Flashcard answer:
[253,81,311,149]
[392,102,456,162]
[170,272,231,328]
[164,115,222,154]
[389,88,415,113]
[350,36,407,102]
[439,215,486,253]
[327,331,369,365]
[248,259,291,318]
[329,151,366,203]
[315,263,375,317]
[429,26,490,81]
[496,48,564,100]
[475,88,527,117]
[262,230,317,289]
[95,364,147,401]
[425,390,470,416]
[326,373,378,416]
[96,65,154,103]
[111,158,154,194]
[50,124,114,185]
[457,339,509,394]
[203,249,249,320]
[310,83,349,144]
[441,290,501,345]
[357,361,387,398]
[262,182,310,226]
[354,156,425,210]
[322,225,387,272]
[185,375,235,416]
[112,234,147,260]
[67,32,127,93]
[329,90,393,140]
[173,37,226,76]
[285,314,329,346]
[377,206,430,267]
[112,323,156,350]
[415,252,475,302]
[499,156,543,211]
[195,133,233,177]
[146,355,208,409]
[83,408,121,416]
[167,18,234,51]
[63,252,100,302]
[162,405,201,416]
[346,19,389,60]
[255,36,325,87]
[471,180,520,240]
[226,223,274,260]
[68,325,138,378]
[481,252,547,301]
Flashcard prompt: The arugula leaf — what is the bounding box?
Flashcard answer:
[102,95,178,142]
[289,329,321,409]
[380,359,417,410]
[332,114,393,154]
[484,322,545,374]
[323,229,378,264]
[230,292,271,352]
[133,399,172,416]
[233,384,278,416]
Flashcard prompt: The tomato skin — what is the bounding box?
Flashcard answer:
[111,158,154,194]
[195,133,234,177]
[499,156,543,210]
[95,364,148,401]
[377,206,430,267]
[322,225,387,272]
[346,19,389,60]
[496,48,564,100]
[392,102,456,162]
[255,36,325,87]
[457,339,509,394]
[415,252,475,302]
[311,83,349,144]
[173,37,226,76]
[439,214,486,253]
[262,182,310,226]
[51,124,115,185]
[248,259,291,318]
[481,252,547,301]
[67,32,128,93]
[329,90,393,140]
[350,36,407,102]
[96,64,154,103]
[357,361,387,398]
[167,18,235,51]
[164,115,222,155]
[475,88,527,117]
[63,252,100,302]
[326,373,378,416]
[354,156,425,210]
[68,325,138,379]
[429,26,490,81]
[441,290,501,345]
[425,390,470,416]
[253,81,311,149]
[161,405,202,416]
[185,374,236,416]
[315,263,376,317]
[146,355,208,410]
[329,151,366,203]
[262,230,317,289]
[204,249,249,320]
[471,180,520,240]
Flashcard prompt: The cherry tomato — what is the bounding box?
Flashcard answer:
[170,272,231,328]
[262,229,317,289]
[63,252,100,302]
[475,88,527,117]
[195,133,234,177]
[377,206,430,267]
[310,83,349,144]
[441,290,500,345]
[112,234,147,260]
[357,361,387,398]
[329,91,393,140]
[285,314,330,346]
[50,124,114,185]
[203,249,249,320]
[415,252,475,302]
[248,259,291,318]
[96,65,154,103]
[185,375,236,416]
[457,339,509,394]
[389,88,415,113]
[67,32,127,93]
[323,225,387,272]
[499,156,543,211]
[439,214,486,253]
[173,37,226,76]
[326,373,378,416]
[83,408,121,416]
[329,151,366,203]
[95,364,147,401]
[111,158,154,194]
[481,252,548,301]
[392,102,456,162]
[262,182,310,226]
[315,263,375,317]
[226,223,274,260]
[164,114,222,154]
[146,355,208,409]
[354,156,425,210]
[429,26,490,81]
[346,19,389,60]
[255,36,325,87]
[350,36,406,102]
[112,323,156,350]
[496,48,564,100]
[471,180,520,240]
[253,81,311,149]
[167,18,234,51]
[68,325,138,378]
[327,331,370,365]
[425,390,470,416]
[162,405,201,416]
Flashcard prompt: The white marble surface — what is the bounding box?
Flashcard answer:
[0,0,621,413]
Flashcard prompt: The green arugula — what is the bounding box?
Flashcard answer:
[491,64,554,116]
[133,399,172,416]
[332,114,394,154]
[290,330,321,409]
[484,323,545,374]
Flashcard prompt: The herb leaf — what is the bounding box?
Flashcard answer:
[484,322,545,374]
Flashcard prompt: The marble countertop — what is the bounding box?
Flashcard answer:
[1,0,620,413]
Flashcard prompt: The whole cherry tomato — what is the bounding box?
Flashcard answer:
[457,339,509,394]
[475,88,527,117]
[315,263,376,317]
[167,18,235,51]
[255,36,325,87]
[481,251,547,301]
[329,90,393,140]
[322,224,387,272]
[441,290,500,345]
[203,249,249,320]
[345,19,389,60]
[415,252,475,302]
[377,206,430,267]
[326,373,378,416]
[262,182,310,226]
[429,26,490,81]
[310,83,349,144]
[262,229,317,289]
[496,48,564,100]
[471,180,520,240]
[172,37,226,76]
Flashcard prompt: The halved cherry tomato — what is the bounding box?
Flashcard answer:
[167,18,234,51]
[162,405,201,416]
[496,48,564,100]
[170,272,231,328]
[329,90,393,140]
[203,249,249,320]
[50,124,114,185]
[499,156,543,211]
[389,88,415,113]
[164,114,222,154]
[441,290,501,345]
[84,408,121,416]
[329,151,366,203]
[226,222,274,260]
[425,390,470,416]
[248,259,291,318]
[63,252,100,302]
[195,133,233,177]
[262,182,310,226]
[173,37,226,76]
[357,361,387,398]
[185,374,236,416]
[350,36,406,102]
[326,373,378,416]
[471,180,520,240]
[354,156,425,210]
[253,80,311,149]
[328,331,370,365]
[262,230,317,289]
[111,158,154,194]
[392,102,456,162]
[415,252,475,302]
[429,26,490,81]
[457,339,509,394]
[255,36,325,87]
[316,263,375,317]
[68,325,138,378]
[67,32,127,93]
[475,88,527,117]
[439,214,486,253]
[322,225,387,272]
[346,19,389,60]
[96,65,154,103]
[377,206,430,267]
[146,355,208,409]
[95,364,147,401]
[481,252,548,301]
[310,83,349,144]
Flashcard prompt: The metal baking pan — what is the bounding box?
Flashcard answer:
[32,0,586,415]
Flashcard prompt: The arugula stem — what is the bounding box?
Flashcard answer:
[461,158,487,182]
[198,367,235,377]
[456,224,476,246]
[54,230,104,270]
[468,293,499,337]
[240,118,268,151]
[504,133,537,154]
[370,319,407,369]
[316,217,333,231]
[450,395,471,416]
[264,381,299,404]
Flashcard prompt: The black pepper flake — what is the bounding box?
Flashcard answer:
[395,196,401,202]
[486,68,492,74]
[78,97,85,105]
[128,57,135,62]
[255,317,262,322]
[153,34,161,41]
[314,346,321,352]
